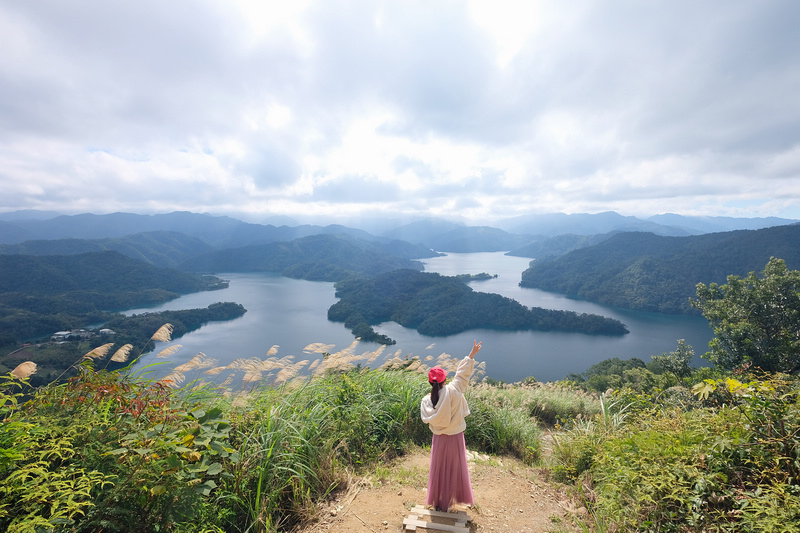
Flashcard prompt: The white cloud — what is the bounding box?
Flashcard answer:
[1,0,799,222]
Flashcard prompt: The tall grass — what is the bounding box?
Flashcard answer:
[471,380,602,427]
[548,378,800,532]
[218,365,564,531]
[225,389,339,531]
[219,368,438,531]
[2,327,594,532]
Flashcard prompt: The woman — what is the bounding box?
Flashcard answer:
[420,340,482,512]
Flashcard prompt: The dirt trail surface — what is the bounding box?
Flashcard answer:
[295,448,586,533]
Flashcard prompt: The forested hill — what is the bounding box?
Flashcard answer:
[520,224,800,314]
[0,231,215,269]
[182,234,427,282]
[0,251,227,347]
[0,251,221,294]
[328,269,629,344]
[506,232,617,259]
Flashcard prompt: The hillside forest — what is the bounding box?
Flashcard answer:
[2,211,800,531]
[1,213,799,383]
[2,253,800,532]
[520,224,800,314]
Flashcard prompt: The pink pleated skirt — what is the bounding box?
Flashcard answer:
[426,432,474,511]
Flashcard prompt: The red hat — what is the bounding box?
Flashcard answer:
[428,367,447,384]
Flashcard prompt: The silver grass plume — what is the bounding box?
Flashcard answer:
[110,344,133,363]
[150,323,174,342]
[274,359,310,384]
[242,370,263,383]
[11,361,37,379]
[83,343,114,361]
[173,353,217,373]
[158,371,185,388]
[156,344,182,358]
[303,342,334,354]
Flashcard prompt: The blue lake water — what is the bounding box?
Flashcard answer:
[126,252,714,383]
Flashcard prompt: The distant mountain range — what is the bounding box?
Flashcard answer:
[490,211,797,237]
[1,210,796,257]
[0,231,215,269]
[2,209,799,354]
[0,211,376,248]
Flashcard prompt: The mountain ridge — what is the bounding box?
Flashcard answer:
[2,210,797,252]
[520,224,800,314]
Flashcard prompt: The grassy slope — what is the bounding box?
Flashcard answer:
[3,337,799,532]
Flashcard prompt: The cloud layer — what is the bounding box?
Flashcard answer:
[2,0,800,222]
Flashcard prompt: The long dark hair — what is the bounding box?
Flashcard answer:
[430,381,444,407]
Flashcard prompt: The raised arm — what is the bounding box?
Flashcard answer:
[468,340,482,360]
[451,341,482,392]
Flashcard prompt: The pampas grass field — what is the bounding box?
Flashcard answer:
[7,321,799,532]
[2,323,594,533]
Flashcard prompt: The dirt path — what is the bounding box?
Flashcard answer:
[296,448,587,532]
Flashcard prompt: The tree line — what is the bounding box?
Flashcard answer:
[328,269,629,344]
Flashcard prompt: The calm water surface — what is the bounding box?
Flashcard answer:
[127,252,713,383]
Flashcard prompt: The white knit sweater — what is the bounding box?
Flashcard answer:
[420,356,475,435]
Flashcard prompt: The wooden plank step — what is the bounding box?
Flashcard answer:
[411,505,470,522]
[403,506,472,532]
[402,516,469,533]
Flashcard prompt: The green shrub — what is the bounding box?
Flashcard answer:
[464,399,540,463]
[737,484,800,532]
[548,392,632,484]
[591,410,731,531]
[692,375,800,487]
[569,376,800,532]
[1,363,235,533]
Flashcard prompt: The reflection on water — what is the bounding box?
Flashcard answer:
[128,253,714,384]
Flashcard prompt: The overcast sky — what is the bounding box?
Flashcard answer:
[2,0,800,224]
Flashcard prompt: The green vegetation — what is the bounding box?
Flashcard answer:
[0,231,216,269]
[0,303,246,386]
[182,233,426,281]
[452,272,498,282]
[0,251,226,347]
[550,375,800,532]
[0,328,551,533]
[4,251,800,531]
[328,269,628,344]
[692,257,800,373]
[520,224,800,313]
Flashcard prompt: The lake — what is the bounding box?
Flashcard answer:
[126,252,714,384]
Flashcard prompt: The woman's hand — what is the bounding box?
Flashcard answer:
[468,340,482,359]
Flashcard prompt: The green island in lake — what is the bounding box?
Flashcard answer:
[327,269,629,344]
